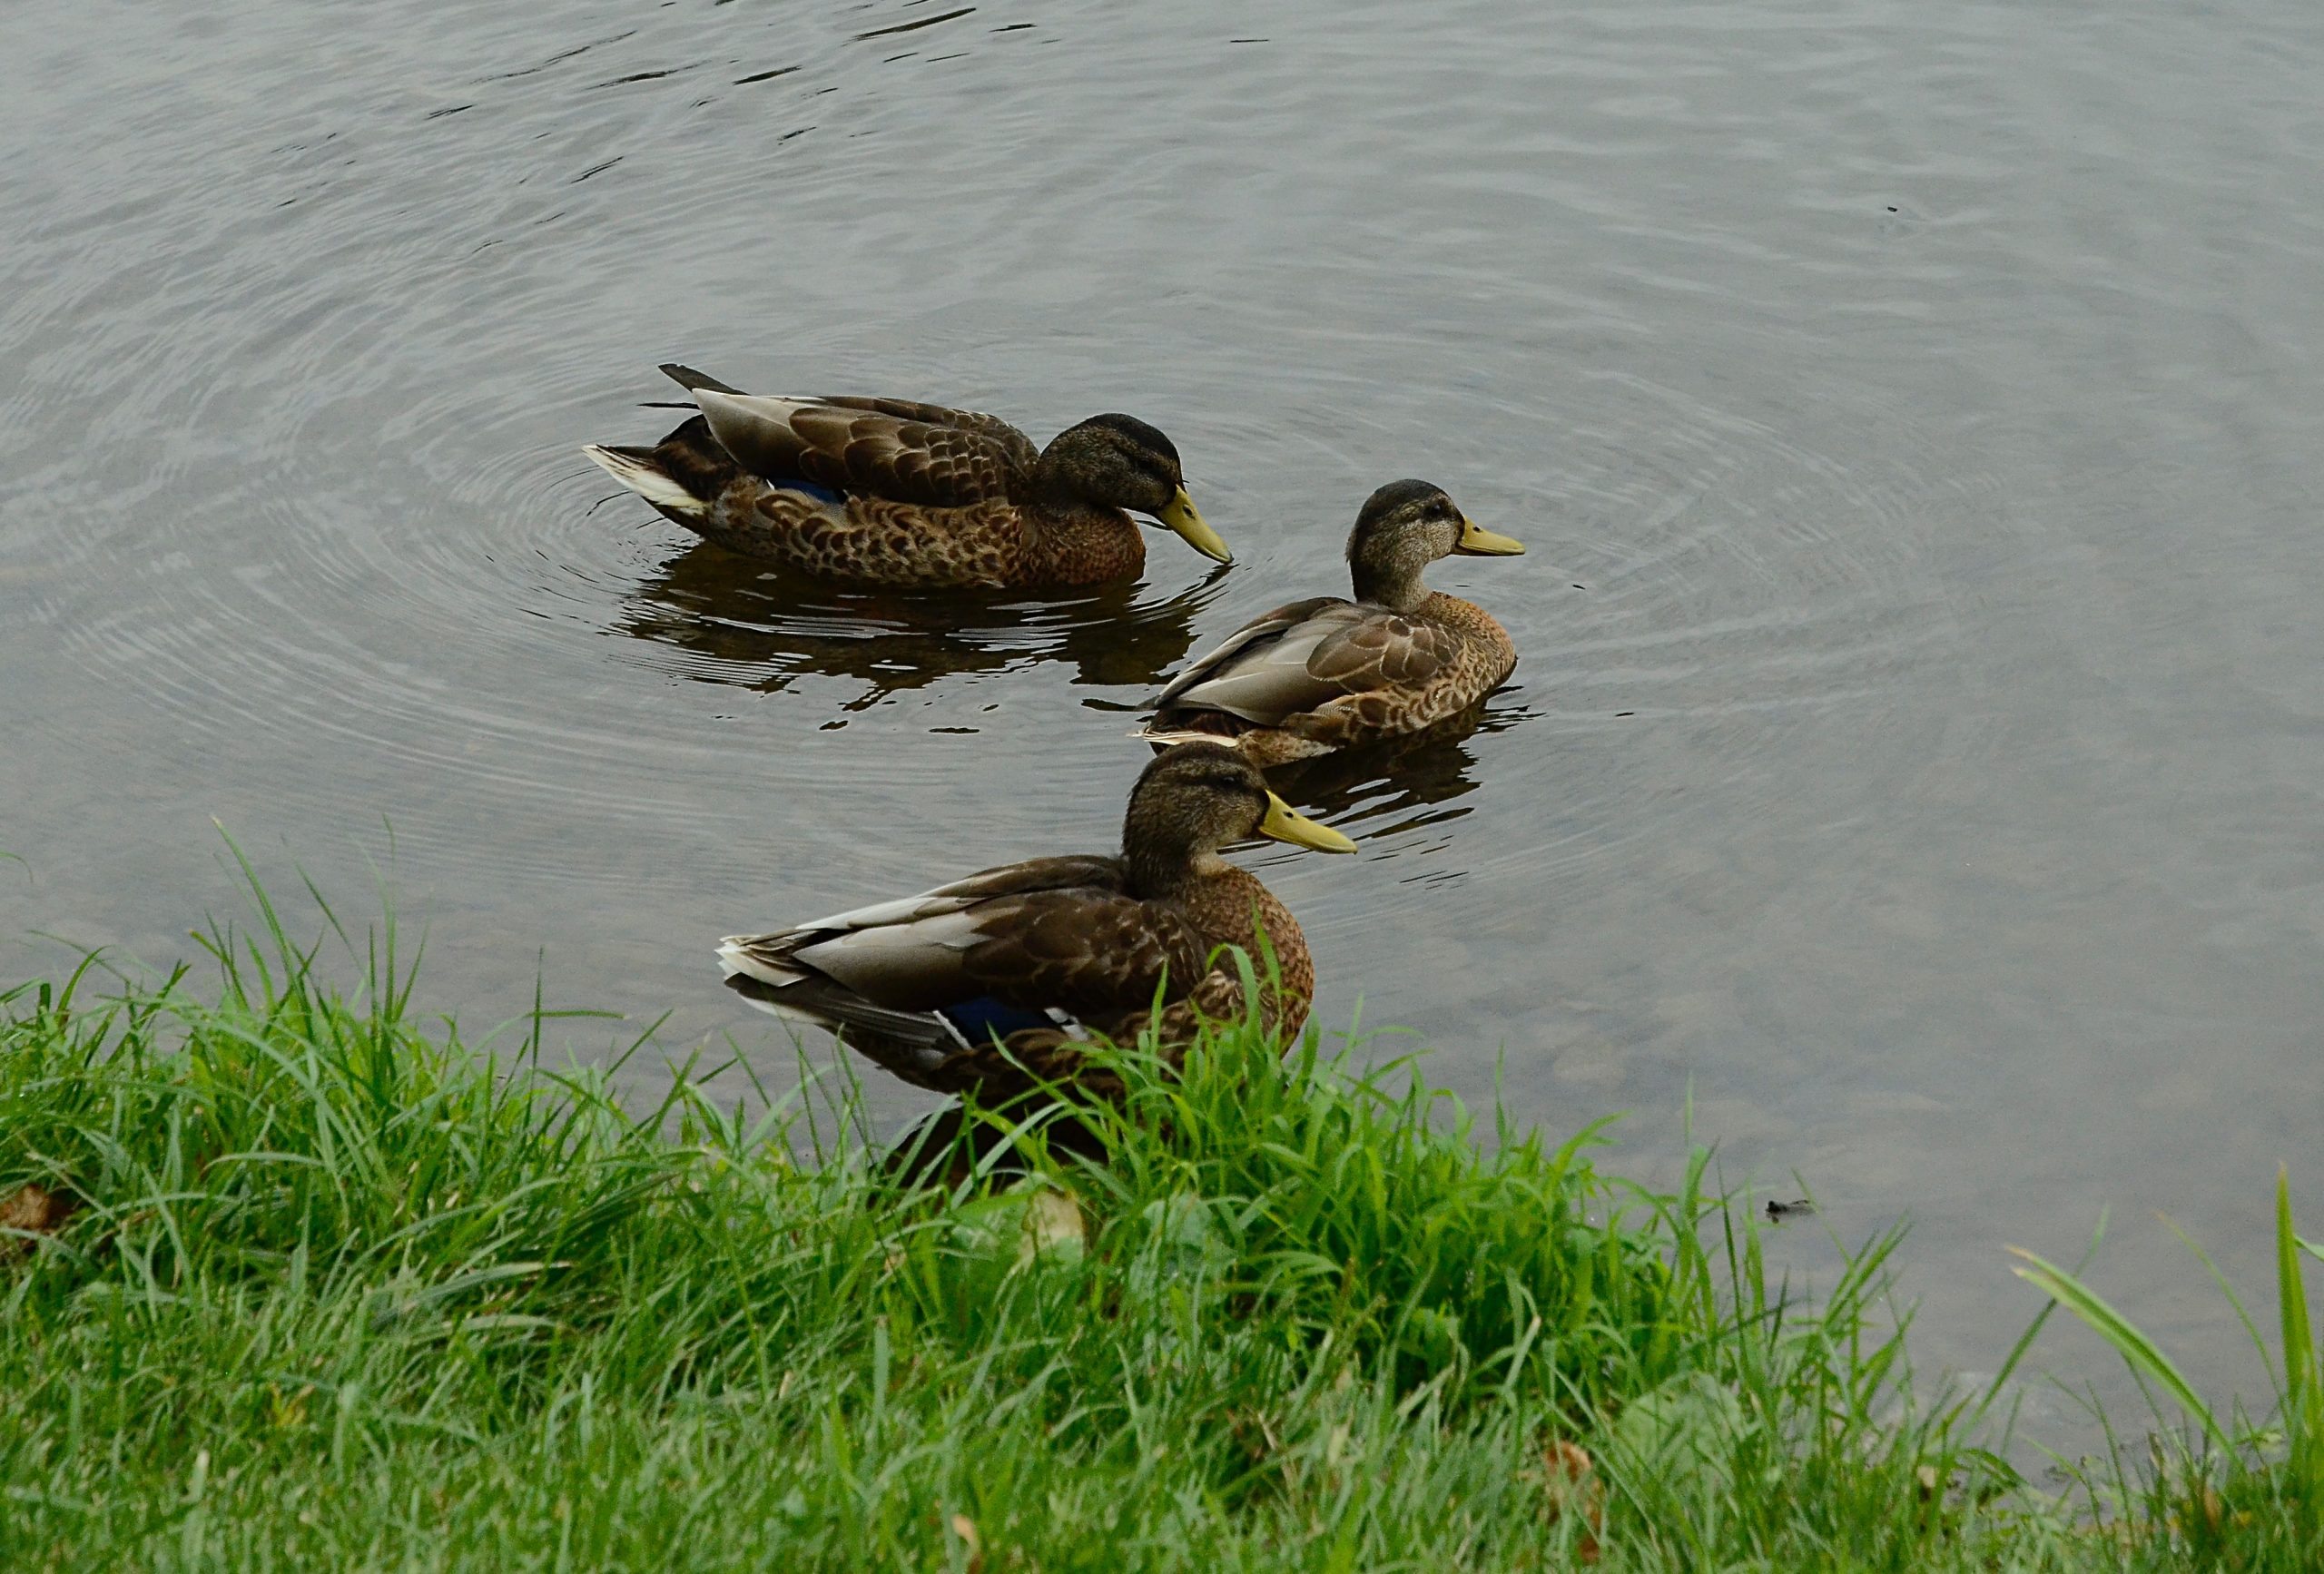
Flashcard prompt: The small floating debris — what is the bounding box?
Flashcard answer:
[1765,1197,1816,1222]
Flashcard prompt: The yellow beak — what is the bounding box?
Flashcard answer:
[1453,515,1525,556]
[1257,792,1358,854]
[1156,486,1232,564]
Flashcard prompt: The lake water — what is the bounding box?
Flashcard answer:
[5,0,2321,1440]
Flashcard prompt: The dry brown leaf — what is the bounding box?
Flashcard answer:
[1017,1185,1088,1263]
[1542,1439,1604,1564]
[0,1183,78,1256]
[949,1511,985,1574]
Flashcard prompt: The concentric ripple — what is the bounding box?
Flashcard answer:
[0,0,2017,982]
[1,0,2015,980]
[11,0,2324,1438]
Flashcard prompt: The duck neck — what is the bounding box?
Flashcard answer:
[1024,451,1078,509]
[1126,843,1226,901]
[1350,559,1433,612]
[1021,497,1143,583]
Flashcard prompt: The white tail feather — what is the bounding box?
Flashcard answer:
[583,445,705,517]
[716,938,808,989]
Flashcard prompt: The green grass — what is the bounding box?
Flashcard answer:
[2012,1168,2323,1567]
[0,877,2308,1569]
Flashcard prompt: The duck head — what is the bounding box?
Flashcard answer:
[1039,414,1230,564]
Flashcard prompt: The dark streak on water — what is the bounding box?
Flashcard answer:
[3,0,2322,1444]
[856,8,973,44]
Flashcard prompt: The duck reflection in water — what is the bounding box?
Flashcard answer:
[1251,692,1534,837]
[618,538,1233,709]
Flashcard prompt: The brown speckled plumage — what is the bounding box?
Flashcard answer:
[1144,480,1523,764]
[585,364,1225,590]
[715,744,1344,1103]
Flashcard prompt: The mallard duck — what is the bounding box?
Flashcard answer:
[584,365,1228,589]
[1139,480,1524,764]
[716,743,1354,1099]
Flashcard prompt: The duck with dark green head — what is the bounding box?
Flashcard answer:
[1141,479,1525,763]
[585,364,1228,589]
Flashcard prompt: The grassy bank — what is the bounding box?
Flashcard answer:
[0,889,2313,1569]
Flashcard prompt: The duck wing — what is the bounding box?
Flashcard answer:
[950,887,1209,1019]
[718,856,1208,1093]
[1152,599,1453,728]
[659,364,1038,502]
[1154,597,1347,709]
[797,396,1039,471]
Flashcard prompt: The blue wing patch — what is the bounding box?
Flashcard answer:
[938,996,1059,1046]
[771,477,845,506]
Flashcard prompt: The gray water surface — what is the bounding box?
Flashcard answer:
[5,0,2321,1432]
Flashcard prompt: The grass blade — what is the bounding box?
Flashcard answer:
[2009,1244,2232,1452]
[2281,1168,2316,1445]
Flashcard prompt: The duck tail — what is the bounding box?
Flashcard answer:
[583,443,704,518]
[717,938,973,1095]
[659,361,748,397]
[582,416,738,523]
[1134,717,1249,753]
